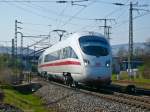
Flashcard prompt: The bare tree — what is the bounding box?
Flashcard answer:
[144,38,150,55]
[117,47,128,58]
[134,47,144,57]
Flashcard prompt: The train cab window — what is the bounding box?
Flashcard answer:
[79,36,109,56]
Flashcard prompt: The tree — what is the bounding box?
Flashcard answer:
[117,47,128,58]
[134,47,144,57]
[144,38,150,55]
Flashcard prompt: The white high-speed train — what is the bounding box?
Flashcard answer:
[38,32,112,86]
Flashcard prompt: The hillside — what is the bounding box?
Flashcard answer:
[0,47,34,55]
[0,42,147,56]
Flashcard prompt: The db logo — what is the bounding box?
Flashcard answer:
[95,62,101,67]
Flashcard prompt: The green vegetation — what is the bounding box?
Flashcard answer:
[0,54,24,84]
[138,56,150,79]
[0,54,51,112]
[112,73,150,89]
[112,73,150,83]
[2,87,50,112]
[0,54,13,84]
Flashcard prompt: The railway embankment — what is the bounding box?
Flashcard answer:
[34,79,150,112]
[0,87,23,112]
[0,84,50,112]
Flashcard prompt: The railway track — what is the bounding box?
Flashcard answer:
[109,92,150,110]
[46,81,150,111]
[79,89,150,111]
[32,76,150,111]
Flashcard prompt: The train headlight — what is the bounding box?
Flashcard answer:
[83,59,90,66]
[105,60,111,67]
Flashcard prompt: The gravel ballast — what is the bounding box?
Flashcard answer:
[35,81,149,112]
[0,103,23,112]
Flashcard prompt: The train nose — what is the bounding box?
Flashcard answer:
[84,69,111,85]
[84,67,111,79]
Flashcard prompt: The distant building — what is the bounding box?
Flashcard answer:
[112,57,120,74]
[112,57,143,72]
[121,60,143,71]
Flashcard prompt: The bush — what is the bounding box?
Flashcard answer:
[142,66,150,79]
[0,68,15,84]
[0,89,4,102]
[139,65,150,79]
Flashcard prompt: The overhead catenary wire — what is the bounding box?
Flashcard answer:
[104,0,130,18]
[56,2,69,29]
[73,0,130,33]
[88,0,115,5]
[2,1,56,21]
[22,22,50,26]
[60,0,97,28]
[1,0,149,48]
[0,0,87,3]
[2,0,84,27]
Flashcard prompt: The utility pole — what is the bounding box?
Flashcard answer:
[12,39,15,66]
[14,20,22,84]
[99,25,112,41]
[14,20,22,59]
[48,25,51,47]
[113,2,149,78]
[107,26,112,41]
[128,2,133,77]
[96,18,115,40]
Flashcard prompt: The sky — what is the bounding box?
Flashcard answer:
[0,0,150,48]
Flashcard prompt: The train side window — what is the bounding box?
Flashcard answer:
[62,48,68,59]
[44,54,53,62]
[44,47,78,62]
[51,51,59,61]
[38,56,42,64]
[57,50,61,60]
[59,49,63,59]
[67,47,72,58]
[44,51,60,62]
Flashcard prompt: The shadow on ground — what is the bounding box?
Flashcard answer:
[13,83,42,94]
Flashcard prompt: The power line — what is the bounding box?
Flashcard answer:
[2,0,67,26]
[5,0,92,21]
[22,22,50,26]
[96,18,115,40]
[73,0,130,33]
[133,11,150,19]
[0,0,89,3]
[89,0,114,5]
[8,1,86,27]
[113,10,150,29]
[0,0,56,2]
[60,0,96,27]
[56,3,69,29]
[104,0,130,18]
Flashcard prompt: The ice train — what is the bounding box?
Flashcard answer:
[38,32,112,86]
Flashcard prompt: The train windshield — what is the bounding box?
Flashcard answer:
[79,36,109,56]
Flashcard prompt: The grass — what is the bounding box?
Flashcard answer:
[1,86,51,112]
[112,73,150,89]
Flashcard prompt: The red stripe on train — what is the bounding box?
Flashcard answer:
[39,61,81,67]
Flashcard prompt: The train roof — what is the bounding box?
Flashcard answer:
[43,31,107,55]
